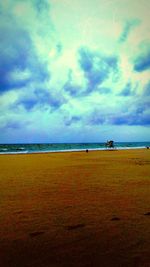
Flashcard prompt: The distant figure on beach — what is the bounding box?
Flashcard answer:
[146,146,149,149]
[105,140,114,149]
[86,149,88,153]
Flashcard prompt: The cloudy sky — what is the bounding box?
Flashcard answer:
[0,0,150,143]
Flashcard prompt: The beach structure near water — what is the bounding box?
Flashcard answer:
[105,140,114,149]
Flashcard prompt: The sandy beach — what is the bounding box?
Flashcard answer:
[0,149,150,267]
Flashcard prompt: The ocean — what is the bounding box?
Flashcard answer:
[0,142,150,154]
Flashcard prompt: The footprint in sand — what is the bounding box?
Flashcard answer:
[66,224,85,230]
[111,217,120,221]
[14,210,23,215]
[29,231,45,238]
[144,212,150,216]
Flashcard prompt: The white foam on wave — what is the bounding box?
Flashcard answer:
[0,151,29,155]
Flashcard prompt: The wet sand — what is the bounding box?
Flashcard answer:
[0,149,150,267]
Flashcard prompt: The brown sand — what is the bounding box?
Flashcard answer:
[0,149,150,267]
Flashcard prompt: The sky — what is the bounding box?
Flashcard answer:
[0,0,150,143]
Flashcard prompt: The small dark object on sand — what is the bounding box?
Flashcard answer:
[86,149,88,153]
[111,217,120,221]
[146,146,149,149]
[144,212,150,216]
[66,224,85,230]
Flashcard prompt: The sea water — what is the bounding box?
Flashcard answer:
[0,142,150,154]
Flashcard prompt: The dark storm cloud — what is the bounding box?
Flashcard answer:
[120,82,132,96]
[89,110,150,126]
[0,15,50,94]
[87,95,150,127]
[64,83,81,97]
[16,88,66,111]
[111,113,150,126]
[63,69,81,97]
[78,47,119,94]
[64,116,81,126]
[111,97,150,126]
[56,43,63,55]
[31,0,50,13]
[1,119,30,131]
[64,68,112,97]
[134,47,150,72]
[88,112,105,125]
[4,121,22,130]
[119,19,140,43]
[63,47,118,98]
[18,98,38,111]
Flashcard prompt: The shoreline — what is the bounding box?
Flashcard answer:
[0,146,149,155]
